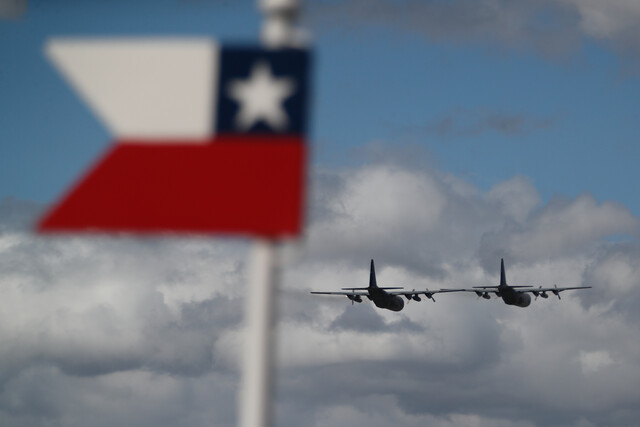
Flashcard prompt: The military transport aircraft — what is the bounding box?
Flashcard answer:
[310,259,451,312]
[446,258,591,307]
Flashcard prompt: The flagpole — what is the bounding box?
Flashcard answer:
[239,2,301,427]
[239,239,280,427]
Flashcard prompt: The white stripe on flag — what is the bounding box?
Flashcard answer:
[46,38,219,140]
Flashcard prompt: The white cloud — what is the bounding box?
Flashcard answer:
[487,176,540,223]
[480,195,638,264]
[584,248,640,294]
[1,153,640,426]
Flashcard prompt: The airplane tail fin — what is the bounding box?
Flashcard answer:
[369,259,378,288]
[500,258,507,287]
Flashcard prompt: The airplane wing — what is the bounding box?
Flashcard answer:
[386,288,460,302]
[310,287,473,303]
[310,291,369,296]
[310,285,403,296]
[437,285,592,300]
[310,289,370,304]
[527,286,592,292]
[521,285,592,299]
[436,288,502,299]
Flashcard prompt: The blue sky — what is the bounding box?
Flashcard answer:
[2,0,640,217]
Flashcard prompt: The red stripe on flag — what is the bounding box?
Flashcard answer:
[38,137,306,237]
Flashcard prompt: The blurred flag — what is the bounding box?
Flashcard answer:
[38,39,310,237]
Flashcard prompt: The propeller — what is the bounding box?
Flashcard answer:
[424,290,436,302]
[552,284,561,300]
[532,286,541,300]
[405,290,422,303]
[346,295,362,305]
[475,291,491,300]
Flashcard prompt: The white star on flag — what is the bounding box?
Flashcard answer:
[228,61,296,131]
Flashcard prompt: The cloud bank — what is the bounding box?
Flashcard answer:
[1,150,639,426]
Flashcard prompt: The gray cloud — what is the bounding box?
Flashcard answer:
[0,0,26,19]
[563,0,640,66]
[421,110,556,139]
[304,0,640,62]
[329,303,424,333]
[1,150,640,426]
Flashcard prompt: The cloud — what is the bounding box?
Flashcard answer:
[421,110,556,139]
[487,176,541,223]
[0,199,251,425]
[580,243,640,321]
[0,0,26,19]
[306,396,537,427]
[305,0,640,62]
[479,194,638,266]
[1,149,640,426]
[579,350,614,374]
[564,0,640,59]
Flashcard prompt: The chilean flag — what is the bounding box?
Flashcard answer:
[38,39,310,237]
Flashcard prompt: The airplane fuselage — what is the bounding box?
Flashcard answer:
[311,260,415,312]
[498,286,531,307]
[369,287,405,311]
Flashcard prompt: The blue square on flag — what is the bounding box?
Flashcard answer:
[216,48,310,136]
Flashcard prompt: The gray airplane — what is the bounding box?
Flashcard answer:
[448,258,591,307]
[310,259,450,312]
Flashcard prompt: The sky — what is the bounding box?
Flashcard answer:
[1,0,640,426]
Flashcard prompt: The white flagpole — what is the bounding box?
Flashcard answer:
[239,239,280,427]
[239,2,302,427]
